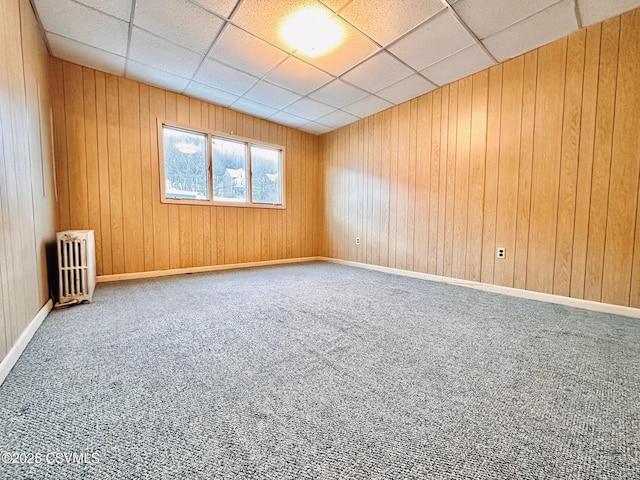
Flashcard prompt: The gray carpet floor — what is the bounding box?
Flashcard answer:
[0,262,638,479]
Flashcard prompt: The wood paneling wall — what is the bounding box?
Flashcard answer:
[0,0,57,362]
[319,9,640,308]
[51,60,321,276]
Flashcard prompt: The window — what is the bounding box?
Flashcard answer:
[159,121,284,208]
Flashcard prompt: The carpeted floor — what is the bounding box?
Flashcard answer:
[0,262,638,479]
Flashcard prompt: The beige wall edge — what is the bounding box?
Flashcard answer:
[97,257,322,282]
[0,300,53,387]
[319,257,640,319]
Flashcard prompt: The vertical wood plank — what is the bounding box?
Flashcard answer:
[436,86,449,276]
[63,62,89,230]
[414,95,431,273]
[51,59,71,231]
[495,57,524,287]
[570,24,601,299]
[443,83,457,277]
[467,70,488,282]
[584,17,620,301]
[513,52,537,290]
[428,89,442,275]
[553,31,586,296]
[395,103,409,270]
[82,68,102,275]
[527,39,567,293]
[481,65,502,284]
[602,9,640,306]
[138,83,155,272]
[150,87,169,271]
[95,71,113,275]
[452,76,472,279]
[177,95,193,268]
[379,109,391,267]
[119,78,144,273]
[106,74,125,274]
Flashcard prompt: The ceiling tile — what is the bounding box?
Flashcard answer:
[194,58,259,95]
[283,98,336,120]
[134,0,224,55]
[129,27,204,78]
[126,61,191,92]
[341,51,413,93]
[268,111,309,128]
[577,0,640,26]
[264,57,333,95]
[191,0,239,18]
[420,44,495,86]
[47,33,126,76]
[308,79,368,108]
[74,0,132,21]
[230,98,278,119]
[299,122,333,135]
[340,0,444,46]
[208,25,288,77]
[453,0,561,39]
[184,82,240,107]
[342,95,393,118]
[33,0,128,55]
[316,110,359,129]
[242,81,301,110]
[483,0,578,62]
[376,74,437,104]
[297,21,379,76]
[388,10,475,71]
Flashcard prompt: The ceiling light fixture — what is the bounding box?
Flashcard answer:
[280,6,344,58]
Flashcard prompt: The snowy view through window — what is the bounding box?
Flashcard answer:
[161,124,283,206]
[251,145,281,205]
[213,137,247,202]
[163,126,208,200]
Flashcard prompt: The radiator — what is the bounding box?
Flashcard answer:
[56,230,96,304]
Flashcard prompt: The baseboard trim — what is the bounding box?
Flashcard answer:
[319,257,640,319]
[0,299,53,386]
[97,257,322,283]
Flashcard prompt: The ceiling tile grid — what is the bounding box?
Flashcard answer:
[32,0,640,134]
[128,27,204,79]
[208,25,288,78]
[341,51,414,94]
[482,0,579,62]
[48,33,126,76]
[339,0,444,46]
[264,57,333,95]
[133,0,225,55]
[308,79,369,109]
[387,10,476,71]
[193,58,259,96]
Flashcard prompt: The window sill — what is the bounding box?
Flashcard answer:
[160,198,286,210]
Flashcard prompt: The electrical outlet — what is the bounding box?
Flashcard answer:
[496,247,506,259]
[355,237,361,245]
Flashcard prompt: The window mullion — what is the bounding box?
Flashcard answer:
[247,142,253,205]
[208,133,214,205]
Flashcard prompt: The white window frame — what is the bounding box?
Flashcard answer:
[158,119,286,209]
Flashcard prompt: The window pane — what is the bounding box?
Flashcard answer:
[212,137,247,202]
[162,126,208,200]
[251,145,282,205]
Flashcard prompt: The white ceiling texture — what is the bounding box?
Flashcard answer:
[32,0,640,135]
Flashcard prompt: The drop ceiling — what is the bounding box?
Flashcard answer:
[32,0,640,135]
